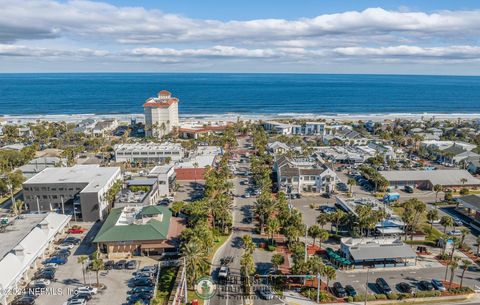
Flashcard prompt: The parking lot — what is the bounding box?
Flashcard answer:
[17,222,158,305]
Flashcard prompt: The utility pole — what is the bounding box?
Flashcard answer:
[36,196,40,214]
[316,273,321,303]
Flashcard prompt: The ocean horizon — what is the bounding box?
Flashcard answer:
[1,73,479,117]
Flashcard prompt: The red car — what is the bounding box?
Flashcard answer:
[66,228,86,234]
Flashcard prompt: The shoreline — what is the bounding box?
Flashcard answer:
[1,112,480,124]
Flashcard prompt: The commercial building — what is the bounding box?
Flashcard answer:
[340,237,417,269]
[379,169,480,190]
[0,213,70,305]
[114,178,160,209]
[263,121,325,136]
[175,146,223,180]
[17,156,67,179]
[147,165,176,197]
[178,121,230,139]
[22,165,122,221]
[144,90,179,138]
[114,142,184,163]
[274,155,337,194]
[93,205,185,258]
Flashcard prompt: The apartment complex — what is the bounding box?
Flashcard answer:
[144,90,179,137]
[23,165,122,221]
[274,155,337,194]
[263,121,326,136]
[114,142,184,163]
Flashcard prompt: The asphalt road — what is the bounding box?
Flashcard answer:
[209,138,283,305]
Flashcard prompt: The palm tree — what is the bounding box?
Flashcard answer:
[316,213,329,229]
[448,256,460,288]
[323,265,336,291]
[434,184,443,203]
[329,210,346,234]
[460,259,472,288]
[11,199,25,216]
[440,216,454,234]
[317,229,329,250]
[242,235,255,254]
[271,254,285,272]
[347,178,355,195]
[90,255,104,287]
[460,227,470,246]
[266,218,280,245]
[193,161,199,186]
[426,209,439,229]
[170,201,185,217]
[460,178,468,186]
[182,240,210,288]
[307,225,322,247]
[77,256,89,284]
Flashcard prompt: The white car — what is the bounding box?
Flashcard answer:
[427,219,440,224]
[218,266,229,279]
[74,286,98,295]
[448,229,462,236]
[66,299,87,305]
[57,244,75,250]
[30,279,51,286]
[44,263,59,269]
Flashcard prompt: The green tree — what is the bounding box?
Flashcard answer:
[460,259,472,288]
[317,229,329,250]
[347,178,356,195]
[329,210,346,234]
[182,240,210,288]
[307,225,322,247]
[434,184,443,203]
[11,199,25,216]
[448,256,460,287]
[266,218,280,245]
[440,216,454,234]
[170,201,185,217]
[426,209,439,229]
[77,256,89,284]
[316,213,329,229]
[271,254,285,272]
[89,251,104,287]
[242,235,256,254]
[323,265,336,290]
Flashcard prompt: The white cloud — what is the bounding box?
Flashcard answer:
[334,45,480,59]
[0,44,109,57]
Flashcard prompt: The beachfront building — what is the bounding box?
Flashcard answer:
[93,205,185,258]
[379,169,480,191]
[274,155,337,195]
[22,165,122,221]
[262,121,326,136]
[0,213,70,305]
[144,90,179,138]
[92,119,118,137]
[114,142,184,164]
[178,121,230,139]
[340,237,417,269]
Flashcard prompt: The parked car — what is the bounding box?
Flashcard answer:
[29,279,51,287]
[43,263,58,269]
[64,299,87,305]
[418,280,434,291]
[134,272,154,279]
[333,282,347,298]
[12,296,35,305]
[57,244,75,250]
[66,228,86,234]
[74,286,98,295]
[243,193,251,198]
[258,287,274,300]
[345,285,357,297]
[404,185,414,193]
[140,266,157,274]
[43,257,67,265]
[397,282,413,293]
[114,260,127,269]
[128,286,154,294]
[127,292,153,301]
[104,260,114,270]
[376,278,392,294]
[132,278,154,287]
[448,229,462,236]
[35,271,55,280]
[453,218,463,227]
[69,293,92,301]
[431,279,446,291]
[127,260,138,269]
[63,237,81,244]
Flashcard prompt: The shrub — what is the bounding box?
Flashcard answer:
[353,294,376,302]
[448,287,474,295]
[445,192,453,201]
[405,240,437,247]
[375,294,387,300]
[346,296,353,302]
[415,290,441,298]
[267,245,276,251]
[387,293,399,300]
[460,188,470,195]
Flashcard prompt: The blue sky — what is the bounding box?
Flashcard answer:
[103,0,480,19]
[1,0,480,74]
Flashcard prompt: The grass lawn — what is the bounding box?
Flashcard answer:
[208,233,230,261]
[151,267,178,305]
[0,188,21,205]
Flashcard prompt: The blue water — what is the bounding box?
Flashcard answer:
[0,73,479,116]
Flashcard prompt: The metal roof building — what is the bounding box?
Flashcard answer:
[379,169,480,190]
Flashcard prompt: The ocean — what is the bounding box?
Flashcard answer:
[0,73,479,118]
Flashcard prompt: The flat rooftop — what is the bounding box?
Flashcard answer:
[380,169,480,186]
[115,142,183,152]
[24,164,120,193]
[0,214,47,260]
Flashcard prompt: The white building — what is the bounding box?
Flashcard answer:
[0,213,70,305]
[148,165,176,197]
[23,165,122,222]
[263,121,325,136]
[114,142,184,163]
[274,155,337,194]
[144,90,179,138]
